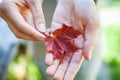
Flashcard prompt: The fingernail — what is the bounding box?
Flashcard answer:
[36,23,46,32]
[86,50,92,60]
[46,29,52,34]
[88,51,92,60]
[46,67,54,77]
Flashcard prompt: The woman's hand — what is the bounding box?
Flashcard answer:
[45,0,99,80]
[0,0,46,41]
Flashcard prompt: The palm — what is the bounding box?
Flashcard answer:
[45,0,99,80]
[50,0,99,61]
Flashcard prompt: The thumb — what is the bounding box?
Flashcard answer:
[26,0,46,32]
[50,1,68,31]
[83,22,99,60]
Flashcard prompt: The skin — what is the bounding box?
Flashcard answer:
[0,0,46,41]
[0,0,99,80]
[45,0,99,80]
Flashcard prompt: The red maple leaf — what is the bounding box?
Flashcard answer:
[44,24,81,61]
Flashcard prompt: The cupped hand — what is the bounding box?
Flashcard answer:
[45,0,99,80]
[0,0,46,41]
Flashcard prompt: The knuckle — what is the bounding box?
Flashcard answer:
[72,57,81,63]
[69,68,76,76]
[64,76,73,80]
[69,63,79,75]
[0,3,7,12]
[0,2,12,12]
[73,59,80,63]
[64,57,70,62]
[60,66,65,72]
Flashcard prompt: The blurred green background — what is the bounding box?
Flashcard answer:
[98,0,120,80]
[5,0,120,80]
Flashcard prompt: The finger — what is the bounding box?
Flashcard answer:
[26,0,46,32]
[20,8,32,25]
[45,52,53,66]
[53,54,72,80]
[1,4,45,40]
[8,22,38,41]
[1,8,38,41]
[73,0,99,60]
[64,50,83,80]
[46,59,60,77]
[83,22,99,60]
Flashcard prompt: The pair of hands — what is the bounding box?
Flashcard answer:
[0,0,99,80]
